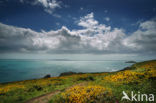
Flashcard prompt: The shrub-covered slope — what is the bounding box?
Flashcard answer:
[0,60,156,103]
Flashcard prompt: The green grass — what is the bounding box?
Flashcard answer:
[0,60,156,103]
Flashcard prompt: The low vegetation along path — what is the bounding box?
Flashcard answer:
[25,82,86,103]
[25,90,60,103]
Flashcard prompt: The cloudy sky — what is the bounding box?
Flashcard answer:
[0,0,156,59]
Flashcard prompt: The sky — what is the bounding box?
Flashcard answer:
[0,0,156,59]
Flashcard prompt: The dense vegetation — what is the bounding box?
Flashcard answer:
[0,60,156,103]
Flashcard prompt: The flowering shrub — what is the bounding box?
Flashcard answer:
[61,85,112,103]
[104,70,145,84]
[104,61,156,84]
[0,84,25,94]
[0,77,65,95]
[0,60,155,103]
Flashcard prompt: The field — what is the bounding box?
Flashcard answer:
[0,60,156,103]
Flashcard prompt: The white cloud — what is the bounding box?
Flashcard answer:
[53,13,61,18]
[76,13,111,37]
[80,7,83,10]
[123,18,156,53]
[20,0,61,14]
[104,17,110,21]
[104,10,108,13]
[78,12,98,28]
[19,0,24,3]
[56,22,60,26]
[0,13,156,54]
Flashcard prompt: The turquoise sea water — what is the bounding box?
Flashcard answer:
[0,60,134,83]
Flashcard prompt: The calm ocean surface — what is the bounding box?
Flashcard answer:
[0,60,134,83]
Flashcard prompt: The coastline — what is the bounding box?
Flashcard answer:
[0,60,144,84]
[0,60,155,103]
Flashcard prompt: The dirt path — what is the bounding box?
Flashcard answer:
[25,82,87,103]
[25,90,60,103]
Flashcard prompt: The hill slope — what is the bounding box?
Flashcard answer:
[0,60,156,103]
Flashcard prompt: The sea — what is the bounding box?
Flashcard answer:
[0,59,148,83]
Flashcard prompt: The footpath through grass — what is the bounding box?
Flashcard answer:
[0,60,156,103]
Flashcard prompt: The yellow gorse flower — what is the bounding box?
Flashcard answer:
[0,84,25,94]
[104,61,156,84]
[61,85,112,103]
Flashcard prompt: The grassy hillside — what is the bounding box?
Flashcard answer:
[0,60,156,103]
